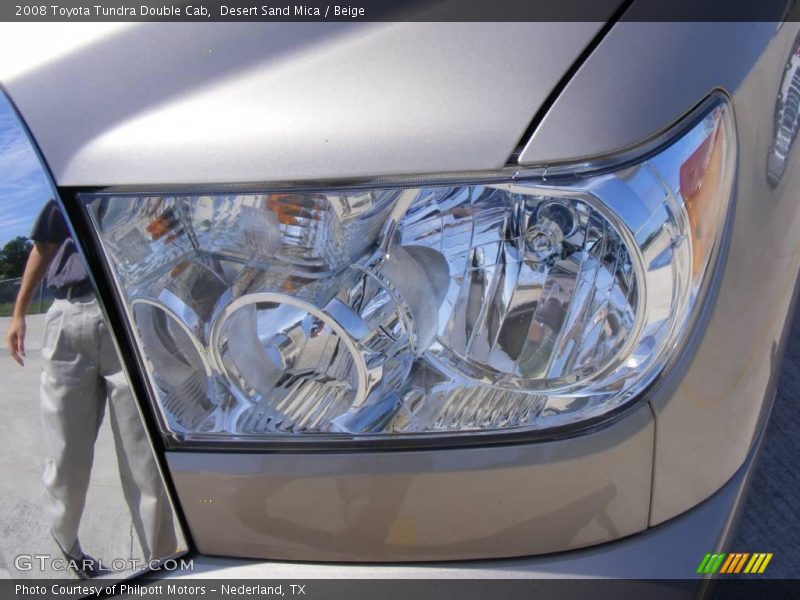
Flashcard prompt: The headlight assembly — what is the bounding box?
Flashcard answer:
[83,94,735,445]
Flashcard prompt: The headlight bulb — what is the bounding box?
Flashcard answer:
[208,244,449,434]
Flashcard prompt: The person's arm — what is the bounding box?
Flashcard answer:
[5,242,59,366]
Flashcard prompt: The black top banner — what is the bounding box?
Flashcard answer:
[1,0,799,22]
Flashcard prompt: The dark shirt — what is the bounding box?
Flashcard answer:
[30,200,88,290]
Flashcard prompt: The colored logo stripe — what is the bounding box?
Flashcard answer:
[720,554,737,573]
[697,553,726,574]
[733,553,751,573]
[697,552,772,574]
[697,554,713,573]
[744,553,773,574]
[719,553,749,573]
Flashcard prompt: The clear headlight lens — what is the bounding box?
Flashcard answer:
[84,95,734,443]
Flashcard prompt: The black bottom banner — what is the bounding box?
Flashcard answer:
[5,579,800,600]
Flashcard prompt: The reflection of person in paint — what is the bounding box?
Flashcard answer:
[5,200,176,579]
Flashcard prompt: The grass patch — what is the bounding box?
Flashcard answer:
[0,300,53,317]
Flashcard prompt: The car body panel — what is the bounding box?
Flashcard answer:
[647,22,800,525]
[160,432,758,579]
[517,22,779,165]
[167,403,653,562]
[0,22,605,186]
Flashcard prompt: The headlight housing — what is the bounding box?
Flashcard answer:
[83,94,735,445]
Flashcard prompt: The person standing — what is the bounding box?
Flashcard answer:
[5,199,177,579]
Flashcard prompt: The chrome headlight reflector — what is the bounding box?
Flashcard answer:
[83,95,734,444]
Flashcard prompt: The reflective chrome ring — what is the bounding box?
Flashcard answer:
[208,292,373,407]
[130,297,213,377]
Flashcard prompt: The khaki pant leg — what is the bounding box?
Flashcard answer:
[40,299,105,558]
[95,310,178,562]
